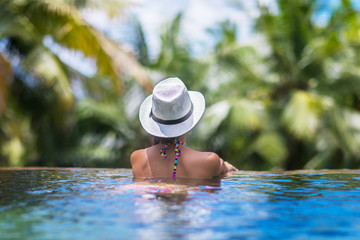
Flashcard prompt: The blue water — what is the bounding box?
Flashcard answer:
[1,168,360,240]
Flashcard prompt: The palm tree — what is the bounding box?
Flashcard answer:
[256,0,360,169]
[0,0,150,166]
[193,20,286,170]
[196,0,360,170]
[132,13,209,90]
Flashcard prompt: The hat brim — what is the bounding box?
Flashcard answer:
[139,91,205,138]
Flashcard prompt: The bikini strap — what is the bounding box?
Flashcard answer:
[160,139,188,180]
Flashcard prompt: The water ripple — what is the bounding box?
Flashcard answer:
[1,168,360,240]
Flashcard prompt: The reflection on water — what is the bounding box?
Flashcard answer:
[1,168,360,239]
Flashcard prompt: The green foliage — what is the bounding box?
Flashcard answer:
[282,91,323,140]
[1,0,360,170]
[193,0,360,170]
[0,0,149,167]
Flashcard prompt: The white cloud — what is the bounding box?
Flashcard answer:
[51,0,269,76]
[129,0,260,57]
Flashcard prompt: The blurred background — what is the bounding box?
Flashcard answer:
[1,0,360,170]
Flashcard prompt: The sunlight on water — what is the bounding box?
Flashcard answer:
[1,168,360,240]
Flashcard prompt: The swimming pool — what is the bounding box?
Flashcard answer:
[1,168,360,239]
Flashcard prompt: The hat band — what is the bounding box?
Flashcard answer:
[150,103,193,125]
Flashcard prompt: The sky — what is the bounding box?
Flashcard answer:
[53,0,360,77]
[68,0,265,76]
[127,0,260,57]
[84,0,265,58]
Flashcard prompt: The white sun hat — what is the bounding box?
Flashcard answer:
[139,77,205,138]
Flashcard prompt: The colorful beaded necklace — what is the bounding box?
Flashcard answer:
[160,139,188,180]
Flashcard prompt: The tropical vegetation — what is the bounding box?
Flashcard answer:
[1,0,360,170]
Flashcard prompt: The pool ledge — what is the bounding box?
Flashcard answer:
[0,167,359,175]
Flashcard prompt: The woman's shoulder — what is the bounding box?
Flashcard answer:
[191,149,220,161]
[130,149,150,177]
[130,149,146,162]
[189,150,238,177]
[203,152,222,169]
[189,150,221,174]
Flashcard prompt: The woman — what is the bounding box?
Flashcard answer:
[131,77,237,179]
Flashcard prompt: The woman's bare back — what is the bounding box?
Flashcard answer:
[131,144,231,179]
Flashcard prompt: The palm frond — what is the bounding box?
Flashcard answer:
[303,130,338,169]
[328,107,360,157]
[11,0,149,93]
[76,99,135,139]
[229,99,265,131]
[251,132,287,168]
[282,90,324,140]
[61,0,132,18]
[23,45,74,108]
[99,35,153,93]
[154,13,190,72]
[298,33,342,71]
[197,101,231,139]
[131,16,150,66]
[0,6,39,42]
[1,135,25,167]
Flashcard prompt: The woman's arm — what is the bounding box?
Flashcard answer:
[219,158,238,174]
[207,153,238,177]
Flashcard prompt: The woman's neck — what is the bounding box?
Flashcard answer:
[154,134,187,145]
[177,134,187,143]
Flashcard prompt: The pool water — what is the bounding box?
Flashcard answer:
[1,168,360,240]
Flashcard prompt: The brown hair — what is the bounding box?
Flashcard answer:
[153,137,176,145]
